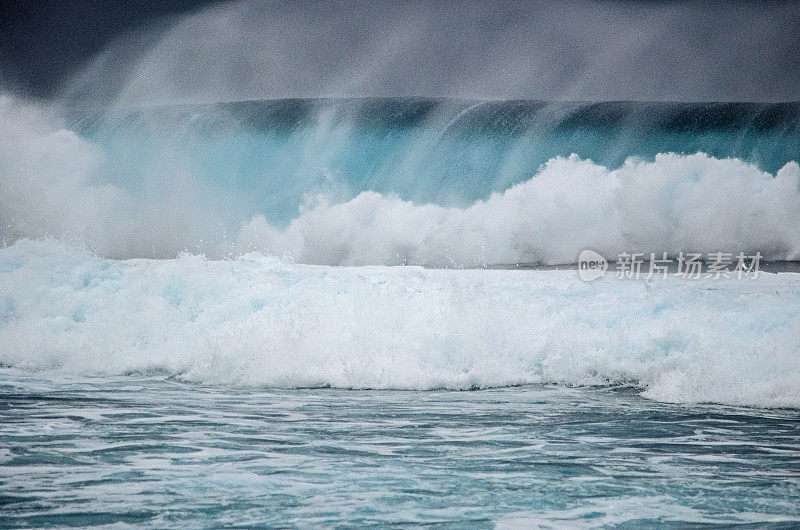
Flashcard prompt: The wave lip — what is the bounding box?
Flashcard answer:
[2,239,799,409]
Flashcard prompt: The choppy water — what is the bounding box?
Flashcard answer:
[2,370,799,528]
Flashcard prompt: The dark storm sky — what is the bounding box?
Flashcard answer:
[0,0,219,96]
[1,0,798,103]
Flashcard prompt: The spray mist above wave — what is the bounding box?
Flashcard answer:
[60,0,800,106]
[2,94,800,264]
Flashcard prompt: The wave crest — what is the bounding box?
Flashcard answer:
[238,154,800,266]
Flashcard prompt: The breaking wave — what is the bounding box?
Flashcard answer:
[2,95,800,265]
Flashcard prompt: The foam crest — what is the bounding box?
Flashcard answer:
[1,239,799,408]
[234,155,800,265]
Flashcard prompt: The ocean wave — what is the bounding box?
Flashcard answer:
[3,95,800,265]
[1,239,799,408]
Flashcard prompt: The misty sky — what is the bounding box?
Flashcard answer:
[1,0,798,103]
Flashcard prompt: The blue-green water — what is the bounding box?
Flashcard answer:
[76,99,800,225]
[2,371,798,528]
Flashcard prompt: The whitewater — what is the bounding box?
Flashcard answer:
[1,238,798,408]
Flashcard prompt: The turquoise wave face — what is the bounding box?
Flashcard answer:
[75,99,800,225]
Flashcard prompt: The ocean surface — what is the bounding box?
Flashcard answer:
[2,96,800,526]
[2,372,799,528]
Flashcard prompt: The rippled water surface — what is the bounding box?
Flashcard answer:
[1,369,799,528]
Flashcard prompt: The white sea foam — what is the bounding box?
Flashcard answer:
[1,239,798,408]
[236,154,800,266]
